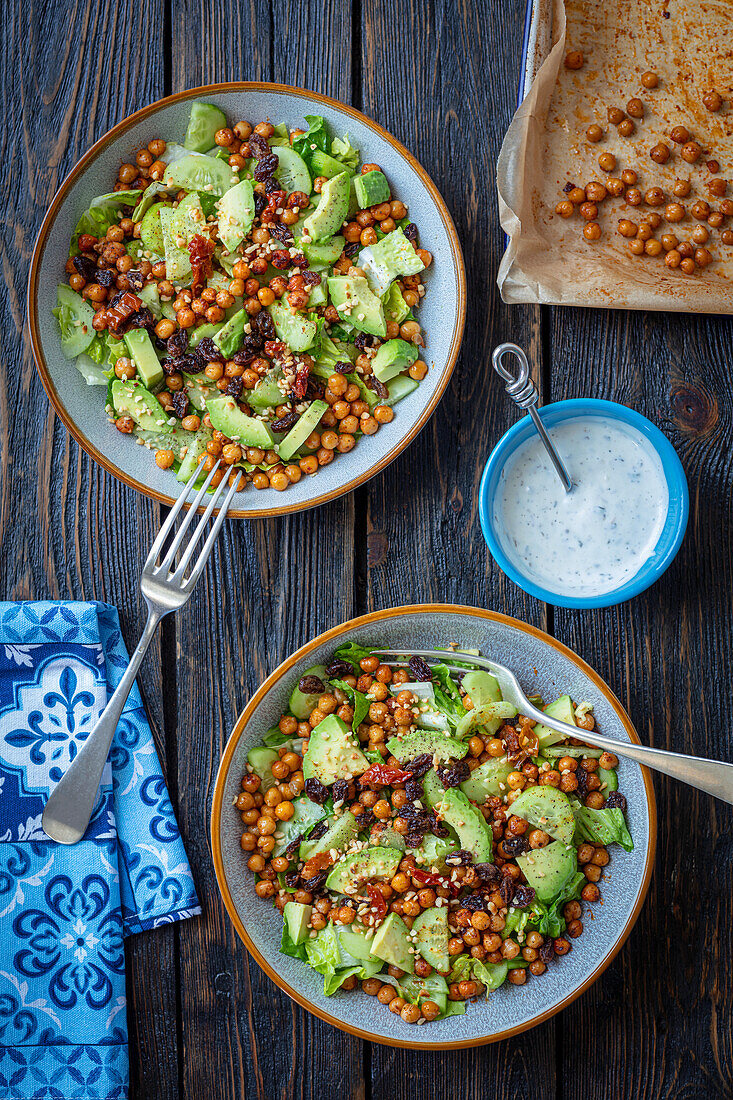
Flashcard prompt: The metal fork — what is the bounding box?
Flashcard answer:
[373,648,733,806]
[42,460,243,845]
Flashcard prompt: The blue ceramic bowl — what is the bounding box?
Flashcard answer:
[479,399,689,609]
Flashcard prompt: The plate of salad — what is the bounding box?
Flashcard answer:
[212,605,655,1048]
[28,84,466,516]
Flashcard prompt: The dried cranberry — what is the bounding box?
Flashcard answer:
[226,377,244,398]
[408,656,433,682]
[270,249,292,269]
[126,269,145,291]
[73,254,98,282]
[512,884,536,908]
[605,791,627,812]
[403,222,418,241]
[501,834,530,857]
[404,753,432,779]
[499,877,515,907]
[96,267,115,289]
[301,870,329,894]
[304,778,329,805]
[474,862,500,883]
[463,893,487,912]
[325,660,353,680]
[332,779,349,804]
[197,336,223,362]
[404,779,423,801]
[343,241,359,258]
[167,328,189,357]
[254,153,279,180]
[291,361,310,399]
[307,820,329,842]
[170,391,189,419]
[298,674,325,695]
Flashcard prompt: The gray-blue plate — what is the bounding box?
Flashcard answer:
[28,83,466,518]
[212,605,656,1048]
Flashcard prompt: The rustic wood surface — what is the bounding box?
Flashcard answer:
[6,0,731,1097]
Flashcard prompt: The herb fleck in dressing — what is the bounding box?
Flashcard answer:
[493,417,669,597]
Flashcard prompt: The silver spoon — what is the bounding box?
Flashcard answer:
[492,342,573,493]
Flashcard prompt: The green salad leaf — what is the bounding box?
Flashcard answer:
[69,190,142,255]
[430,664,468,727]
[332,641,377,672]
[527,870,586,938]
[330,133,360,172]
[329,679,369,734]
[280,919,307,961]
[572,803,633,852]
[291,115,330,166]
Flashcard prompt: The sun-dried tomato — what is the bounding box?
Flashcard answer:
[366,884,387,919]
[359,763,412,788]
[188,233,215,295]
[411,868,445,887]
[264,339,290,361]
[291,360,310,399]
[106,292,143,333]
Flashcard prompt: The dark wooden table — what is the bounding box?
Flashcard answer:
[7,0,733,1096]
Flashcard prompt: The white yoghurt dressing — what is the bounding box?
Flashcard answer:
[492,416,669,597]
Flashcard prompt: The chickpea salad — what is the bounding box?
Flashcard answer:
[53,103,432,492]
[236,643,633,1026]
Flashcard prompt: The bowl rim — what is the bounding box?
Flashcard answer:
[478,398,690,609]
[210,602,657,1049]
[27,81,467,519]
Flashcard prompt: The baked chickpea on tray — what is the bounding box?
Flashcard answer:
[236,641,633,1025]
[53,102,432,493]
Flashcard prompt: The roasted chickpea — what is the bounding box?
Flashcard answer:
[617,218,638,238]
[644,238,663,256]
[680,257,697,274]
[621,168,638,186]
[555,200,574,217]
[670,125,690,145]
[692,200,711,220]
[567,186,586,204]
[586,124,604,143]
[583,222,602,241]
[650,143,671,164]
[645,187,665,206]
[661,233,679,252]
[664,202,685,222]
[681,141,702,163]
[579,202,599,221]
[598,152,617,173]
[618,119,636,137]
[641,70,659,88]
[692,225,709,244]
[625,188,643,206]
[585,181,607,203]
[605,176,625,197]
[703,90,723,112]
[607,106,626,125]
[695,247,713,267]
[626,97,644,118]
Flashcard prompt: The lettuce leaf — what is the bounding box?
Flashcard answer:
[292,115,330,167]
[304,923,379,996]
[430,664,468,727]
[262,726,294,749]
[332,640,376,672]
[69,190,142,255]
[329,679,370,734]
[330,133,360,172]
[280,919,307,961]
[572,803,633,852]
[527,870,586,938]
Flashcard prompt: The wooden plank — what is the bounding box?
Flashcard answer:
[170,4,364,1099]
[549,309,733,1098]
[4,2,179,1098]
[360,0,555,1093]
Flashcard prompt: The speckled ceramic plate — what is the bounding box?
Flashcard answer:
[211,605,656,1048]
[28,84,466,518]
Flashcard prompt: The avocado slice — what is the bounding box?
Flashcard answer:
[327,276,386,338]
[299,811,358,861]
[272,795,327,856]
[111,379,171,432]
[325,847,402,895]
[302,235,345,266]
[268,299,317,353]
[533,695,577,747]
[216,178,255,252]
[358,227,426,296]
[246,746,279,793]
[413,834,455,868]
[460,755,513,801]
[301,171,351,242]
[516,840,576,902]
[288,664,329,720]
[283,900,312,947]
[384,375,419,406]
[509,786,576,846]
[422,771,493,861]
[353,170,390,209]
[371,825,406,851]
[248,370,284,412]
[184,102,228,153]
[371,913,415,974]
[412,906,449,973]
[206,396,275,449]
[176,428,212,483]
[123,328,163,390]
[278,402,328,462]
[302,714,370,785]
[371,338,418,384]
[386,729,468,764]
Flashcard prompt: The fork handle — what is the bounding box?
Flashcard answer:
[523,705,733,806]
[42,607,163,845]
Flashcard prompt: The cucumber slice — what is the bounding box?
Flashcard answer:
[277,401,328,462]
[163,152,235,197]
[184,102,228,153]
[139,202,171,255]
[176,428,212,483]
[273,145,312,193]
[52,285,96,358]
[288,665,329,719]
[248,370,284,411]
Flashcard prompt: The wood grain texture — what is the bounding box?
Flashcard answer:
[2,2,180,1098]
[170,3,362,1099]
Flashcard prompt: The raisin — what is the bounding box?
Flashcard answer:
[298,674,325,695]
[405,832,424,848]
[563,181,575,193]
[408,655,433,682]
[430,820,449,838]
[575,766,589,800]
[272,411,299,433]
[437,760,470,789]
[249,133,270,157]
[253,310,276,341]
[284,868,301,887]
[96,267,115,289]
[126,269,145,291]
[301,870,329,894]
[308,820,329,842]
[325,660,353,679]
[167,328,189,357]
[226,377,244,398]
[302,270,322,286]
[512,884,535,908]
[404,779,423,801]
[333,361,352,374]
[285,834,305,859]
[463,893,487,912]
[304,778,329,805]
[73,254,98,282]
[270,221,293,242]
[254,192,267,216]
[332,779,349,804]
[125,307,155,331]
[503,834,531,857]
[499,877,515,907]
[474,862,500,883]
[270,249,292,269]
[539,938,555,964]
[170,391,189,419]
[404,753,432,779]
[366,375,389,399]
[254,153,279,180]
[290,253,308,268]
[343,241,359,258]
[264,176,280,195]
[605,791,627,812]
[403,222,418,241]
[197,336,223,361]
[354,332,376,351]
[355,810,375,831]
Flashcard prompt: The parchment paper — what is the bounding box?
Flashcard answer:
[497,0,733,313]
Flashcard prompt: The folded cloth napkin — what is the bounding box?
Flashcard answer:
[0,601,201,1100]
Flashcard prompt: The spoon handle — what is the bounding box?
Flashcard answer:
[492,342,573,493]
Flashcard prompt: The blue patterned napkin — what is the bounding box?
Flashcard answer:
[0,602,201,1100]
